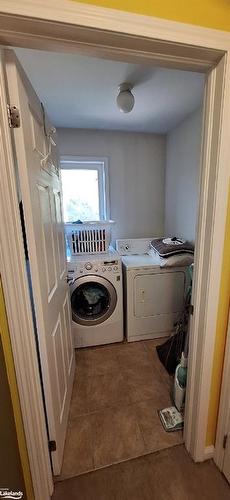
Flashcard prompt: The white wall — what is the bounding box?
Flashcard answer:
[58,129,166,242]
[165,108,202,243]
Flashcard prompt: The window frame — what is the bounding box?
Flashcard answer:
[60,155,110,222]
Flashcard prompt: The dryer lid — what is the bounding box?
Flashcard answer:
[122,254,160,270]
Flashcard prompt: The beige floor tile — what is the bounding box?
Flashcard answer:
[115,340,146,352]
[112,341,152,364]
[70,369,131,419]
[89,346,120,376]
[92,404,146,468]
[124,364,171,405]
[143,337,170,350]
[59,415,94,480]
[135,399,183,453]
[76,344,122,377]
[53,445,230,500]
[87,371,131,412]
[75,349,93,378]
[69,376,91,420]
[63,341,182,479]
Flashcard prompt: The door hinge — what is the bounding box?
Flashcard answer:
[48,440,57,453]
[7,105,20,128]
[189,304,194,315]
[223,434,228,449]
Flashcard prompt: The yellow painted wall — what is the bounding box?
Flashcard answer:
[0,279,34,499]
[74,0,230,32]
[73,0,230,446]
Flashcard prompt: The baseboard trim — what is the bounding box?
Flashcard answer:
[204,445,215,460]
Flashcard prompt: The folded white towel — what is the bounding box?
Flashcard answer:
[148,248,194,268]
[162,237,185,246]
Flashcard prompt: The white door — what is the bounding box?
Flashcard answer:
[4,49,75,475]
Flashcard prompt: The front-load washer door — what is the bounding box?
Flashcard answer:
[71,275,117,326]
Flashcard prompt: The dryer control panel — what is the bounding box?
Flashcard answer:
[116,238,157,256]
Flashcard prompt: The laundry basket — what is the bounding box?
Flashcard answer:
[66,221,115,255]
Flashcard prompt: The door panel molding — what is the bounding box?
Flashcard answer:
[37,183,58,300]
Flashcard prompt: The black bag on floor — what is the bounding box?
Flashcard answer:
[156,331,185,375]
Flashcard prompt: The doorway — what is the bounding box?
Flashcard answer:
[7,46,205,478]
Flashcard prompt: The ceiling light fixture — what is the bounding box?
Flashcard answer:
[116,83,135,113]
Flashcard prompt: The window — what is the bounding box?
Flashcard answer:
[61,157,109,222]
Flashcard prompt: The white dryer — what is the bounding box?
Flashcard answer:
[67,248,123,348]
[116,238,189,343]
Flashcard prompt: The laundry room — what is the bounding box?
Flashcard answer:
[7,47,204,481]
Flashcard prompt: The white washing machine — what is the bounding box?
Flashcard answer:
[67,248,123,348]
[116,238,189,343]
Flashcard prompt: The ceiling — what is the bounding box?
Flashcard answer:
[15,48,205,134]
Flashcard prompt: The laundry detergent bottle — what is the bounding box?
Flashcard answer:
[174,352,187,411]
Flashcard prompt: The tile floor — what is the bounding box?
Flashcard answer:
[58,339,183,481]
[53,445,230,500]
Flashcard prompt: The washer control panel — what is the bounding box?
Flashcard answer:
[68,259,120,276]
[85,262,93,271]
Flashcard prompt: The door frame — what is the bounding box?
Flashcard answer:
[0,1,230,498]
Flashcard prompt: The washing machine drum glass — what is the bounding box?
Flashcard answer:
[71,276,117,326]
